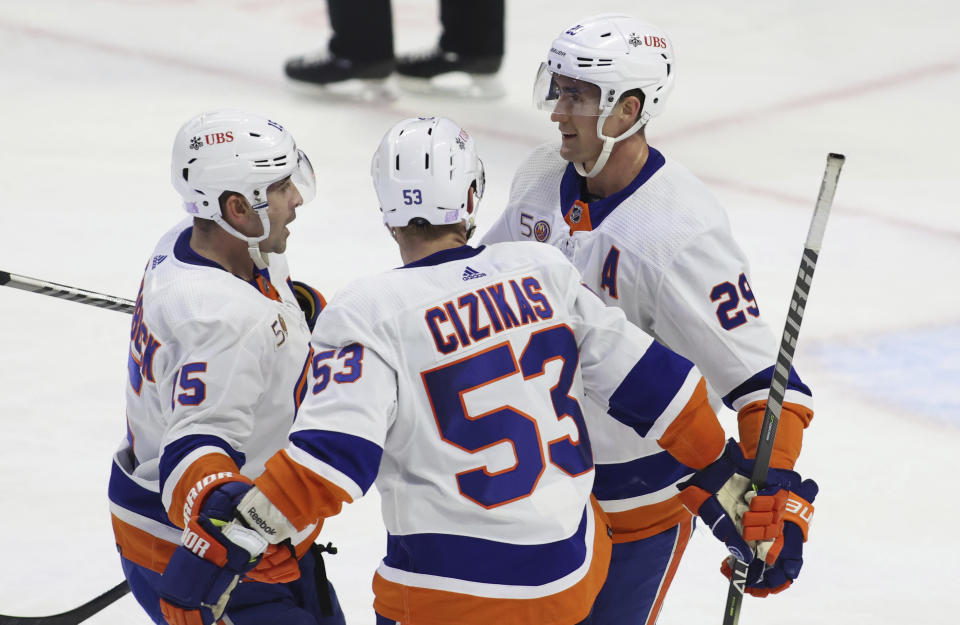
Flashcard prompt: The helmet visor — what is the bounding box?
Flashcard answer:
[475,157,486,200]
[290,149,317,204]
[532,63,603,117]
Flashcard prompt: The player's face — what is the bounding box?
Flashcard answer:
[260,176,302,254]
[549,75,604,165]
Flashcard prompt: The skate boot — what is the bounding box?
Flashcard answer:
[396,48,505,99]
[284,53,396,101]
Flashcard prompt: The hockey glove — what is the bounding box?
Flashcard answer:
[677,439,792,564]
[158,477,298,625]
[722,476,817,596]
[291,280,325,332]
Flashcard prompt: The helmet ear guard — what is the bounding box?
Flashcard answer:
[171,109,316,268]
[371,116,485,234]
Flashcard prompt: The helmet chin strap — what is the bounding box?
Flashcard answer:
[247,208,272,269]
[575,113,650,179]
[248,242,270,270]
[212,207,272,270]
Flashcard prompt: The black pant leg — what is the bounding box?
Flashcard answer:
[438,0,504,57]
[328,0,394,61]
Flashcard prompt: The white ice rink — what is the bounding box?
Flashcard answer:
[1,1,958,623]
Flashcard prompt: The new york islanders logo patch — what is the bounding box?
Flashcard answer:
[534,220,552,242]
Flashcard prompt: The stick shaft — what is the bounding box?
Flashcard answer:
[721,153,844,625]
[0,581,130,625]
[0,272,133,623]
[0,271,134,313]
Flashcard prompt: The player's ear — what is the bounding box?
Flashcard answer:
[618,95,643,124]
[222,193,250,227]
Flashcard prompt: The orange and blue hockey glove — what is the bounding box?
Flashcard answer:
[157,477,299,625]
[677,439,809,570]
[722,476,817,596]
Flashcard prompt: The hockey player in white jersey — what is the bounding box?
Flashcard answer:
[481,14,820,624]
[107,109,345,625]
[146,116,785,625]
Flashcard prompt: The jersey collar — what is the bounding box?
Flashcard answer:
[174,226,223,269]
[402,244,486,269]
[559,146,666,232]
[174,226,278,299]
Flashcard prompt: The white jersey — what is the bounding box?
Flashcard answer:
[258,242,708,625]
[108,219,318,573]
[482,144,814,540]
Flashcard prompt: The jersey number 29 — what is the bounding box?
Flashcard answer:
[710,272,760,331]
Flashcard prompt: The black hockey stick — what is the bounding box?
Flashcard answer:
[0,270,134,313]
[0,271,133,624]
[721,153,845,625]
[0,580,130,625]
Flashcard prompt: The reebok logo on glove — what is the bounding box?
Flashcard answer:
[246,506,277,536]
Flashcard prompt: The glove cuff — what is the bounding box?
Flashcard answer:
[784,492,815,541]
[182,472,252,529]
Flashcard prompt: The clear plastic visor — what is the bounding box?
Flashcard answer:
[532,63,603,117]
[253,149,317,209]
[474,157,486,200]
[289,149,317,204]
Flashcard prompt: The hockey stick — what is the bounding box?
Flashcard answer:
[721,153,845,625]
[0,580,130,625]
[0,271,133,624]
[0,270,134,313]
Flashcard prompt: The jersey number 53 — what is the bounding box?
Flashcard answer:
[421,324,592,509]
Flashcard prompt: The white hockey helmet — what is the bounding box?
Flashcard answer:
[533,14,676,177]
[170,109,316,268]
[371,116,484,234]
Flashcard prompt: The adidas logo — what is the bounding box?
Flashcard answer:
[462,266,486,281]
[151,255,167,269]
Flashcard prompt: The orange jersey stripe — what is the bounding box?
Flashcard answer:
[255,449,354,531]
[371,499,612,625]
[737,400,812,470]
[656,378,725,470]
[643,515,694,625]
[167,452,241,528]
[603,495,693,544]
[112,514,178,574]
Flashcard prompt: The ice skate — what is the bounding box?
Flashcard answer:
[396,48,505,99]
[284,52,397,102]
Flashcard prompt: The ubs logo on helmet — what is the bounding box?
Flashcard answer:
[629,33,668,49]
[455,129,469,150]
[190,131,235,150]
[565,24,584,36]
